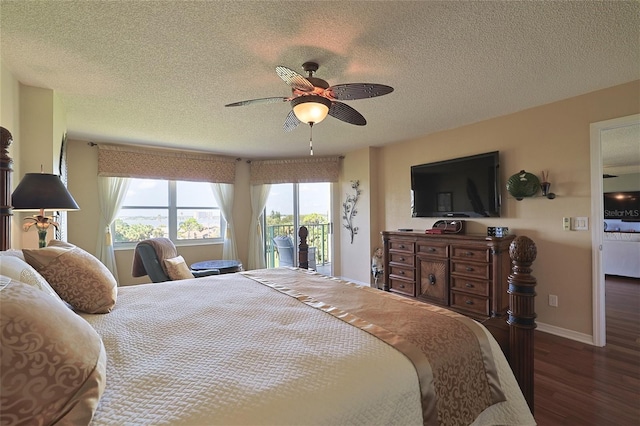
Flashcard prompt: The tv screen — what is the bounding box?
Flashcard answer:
[604,191,640,221]
[411,151,500,218]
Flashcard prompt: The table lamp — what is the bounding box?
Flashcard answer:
[11,171,80,248]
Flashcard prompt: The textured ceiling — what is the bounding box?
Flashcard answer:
[602,124,640,176]
[1,1,639,161]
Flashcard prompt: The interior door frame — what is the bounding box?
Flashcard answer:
[589,113,640,347]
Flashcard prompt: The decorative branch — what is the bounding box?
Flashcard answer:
[541,170,549,183]
[342,180,361,244]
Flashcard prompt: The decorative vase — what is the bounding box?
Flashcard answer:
[540,182,551,196]
[37,228,48,248]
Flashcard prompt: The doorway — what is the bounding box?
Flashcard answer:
[265,182,332,274]
[589,113,640,347]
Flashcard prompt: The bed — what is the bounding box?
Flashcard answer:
[0,127,536,425]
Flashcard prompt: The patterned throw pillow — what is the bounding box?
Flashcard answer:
[0,278,106,425]
[163,255,195,280]
[0,253,64,303]
[23,240,117,314]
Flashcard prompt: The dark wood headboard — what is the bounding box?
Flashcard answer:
[1,127,13,251]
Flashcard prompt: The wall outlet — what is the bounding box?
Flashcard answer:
[562,217,571,231]
[549,294,558,307]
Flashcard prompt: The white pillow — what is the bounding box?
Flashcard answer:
[0,249,26,261]
[0,254,64,302]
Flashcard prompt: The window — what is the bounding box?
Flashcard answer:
[114,178,224,246]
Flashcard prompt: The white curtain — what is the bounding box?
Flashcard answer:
[211,183,237,260]
[247,184,271,270]
[96,176,130,280]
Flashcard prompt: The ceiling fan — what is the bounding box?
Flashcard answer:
[225,62,394,153]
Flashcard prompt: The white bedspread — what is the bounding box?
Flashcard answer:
[83,273,423,425]
[82,271,535,426]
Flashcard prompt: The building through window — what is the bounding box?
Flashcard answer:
[115,178,224,245]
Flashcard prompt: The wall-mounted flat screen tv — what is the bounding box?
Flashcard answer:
[411,151,500,218]
[604,191,640,221]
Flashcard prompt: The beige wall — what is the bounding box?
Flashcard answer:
[3,62,639,337]
[339,148,374,284]
[1,64,68,248]
[1,61,22,248]
[374,80,640,335]
[603,172,640,192]
[338,146,388,286]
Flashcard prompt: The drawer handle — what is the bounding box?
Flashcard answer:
[465,267,474,272]
[399,271,405,275]
[428,247,436,252]
[465,283,474,288]
[399,284,405,289]
[464,251,474,256]
[399,257,405,261]
[399,244,405,249]
[465,300,474,305]
[428,274,436,285]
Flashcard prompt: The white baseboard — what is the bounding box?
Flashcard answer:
[536,322,595,345]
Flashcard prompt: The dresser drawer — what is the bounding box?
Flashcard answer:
[451,246,490,262]
[418,258,448,305]
[389,265,415,281]
[417,242,447,258]
[388,240,414,253]
[450,276,490,297]
[389,251,414,267]
[450,291,490,316]
[389,278,415,296]
[450,260,490,280]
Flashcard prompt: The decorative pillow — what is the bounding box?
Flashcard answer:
[163,255,195,280]
[0,278,106,425]
[0,249,26,261]
[22,240,117,314]
[0,253,64,303]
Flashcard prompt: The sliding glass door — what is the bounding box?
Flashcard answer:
[265,183,332,274]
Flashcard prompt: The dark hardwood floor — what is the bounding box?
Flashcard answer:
[534,276,640,425]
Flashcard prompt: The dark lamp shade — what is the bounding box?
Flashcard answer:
[11,173,80,212]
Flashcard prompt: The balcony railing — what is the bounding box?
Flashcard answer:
[266,223,330,269]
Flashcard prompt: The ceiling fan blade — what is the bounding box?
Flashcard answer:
[225,97,288,107]
[283,110,301,132]
[276,66,315,92]
[326,83,394,101]
[328,101,367,126]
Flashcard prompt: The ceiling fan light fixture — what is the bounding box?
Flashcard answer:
[291,95,331,124]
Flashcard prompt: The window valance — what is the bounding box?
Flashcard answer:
[250,156,341,184]
[97,144,236,183]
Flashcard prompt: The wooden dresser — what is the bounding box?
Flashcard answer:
[381,231,515,320]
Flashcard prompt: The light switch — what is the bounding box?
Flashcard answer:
[563,217,571,231]
[574,217,589,231]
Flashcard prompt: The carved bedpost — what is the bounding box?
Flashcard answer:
[298,226,309,269]
[507,236,537,414]
[1,127,13,251]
